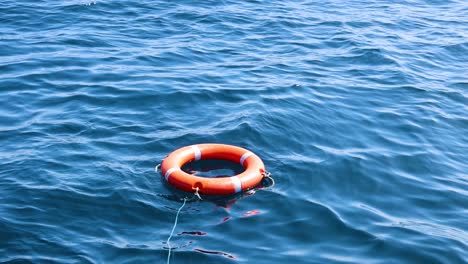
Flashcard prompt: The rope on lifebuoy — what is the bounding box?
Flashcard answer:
[160,144,267,195]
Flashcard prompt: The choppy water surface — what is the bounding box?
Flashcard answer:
[1,0,467,263]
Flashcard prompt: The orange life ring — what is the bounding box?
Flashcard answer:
[161,144,266,195]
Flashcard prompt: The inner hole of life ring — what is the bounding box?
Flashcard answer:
[181,159,244,178]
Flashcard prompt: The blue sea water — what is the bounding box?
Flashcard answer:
[1,0,467,263]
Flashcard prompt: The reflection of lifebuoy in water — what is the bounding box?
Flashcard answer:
[161,144,266,195]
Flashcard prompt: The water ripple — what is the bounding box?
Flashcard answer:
[1,0,467,263]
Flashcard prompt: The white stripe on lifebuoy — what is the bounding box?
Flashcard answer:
[192,145,201,161]
[231,176,242,193]
[240,152,252,165]
[165,168,178,181]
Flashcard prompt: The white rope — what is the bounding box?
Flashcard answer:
[166,197,187,264]
[165,187,201,264]
[262,171,275,189]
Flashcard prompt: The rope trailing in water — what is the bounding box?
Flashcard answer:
[165,187,201,264]
[166,197,187,264]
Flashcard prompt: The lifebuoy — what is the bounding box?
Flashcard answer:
[161,144,266,195]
